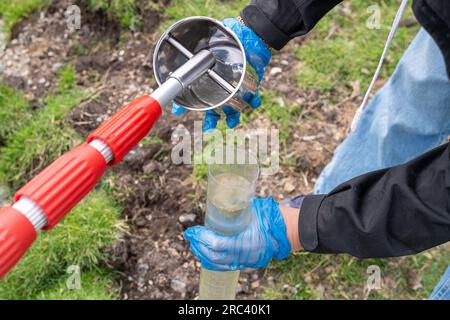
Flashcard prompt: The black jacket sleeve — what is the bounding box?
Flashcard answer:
[413,0,450,79]
[299,142,450,258]
[241,0,343,49]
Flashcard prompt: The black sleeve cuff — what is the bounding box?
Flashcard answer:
[299,194,326,252]
[241,4,291,50]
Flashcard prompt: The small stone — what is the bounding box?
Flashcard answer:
[51,62,63,73]
[281,59,289,66]
[137,262,148,276]
[38,78,46,84]
[179,213,196,225]
[302,135,319,141]
[237,283,249,293]
[423,252,433,259]
[276,97,286,107]
[284,181,295,193]
[143,162,157,174]
[361,67,370,75]
[167,247,179,258]
[278,83,290,93]
[250,280,260,289]
[270,67,282,75]
[304,273,312,284]
[170,279,187,293]
[119,50,125,56]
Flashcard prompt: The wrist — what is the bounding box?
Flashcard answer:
[237,16,272,52]
[222,18,272,75]
[279,205,302,252]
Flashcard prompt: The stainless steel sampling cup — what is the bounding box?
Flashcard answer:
[153,16,258,112]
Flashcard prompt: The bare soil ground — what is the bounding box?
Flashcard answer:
[0,0,363,299]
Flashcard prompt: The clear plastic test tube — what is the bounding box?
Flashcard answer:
[199,158,259,300]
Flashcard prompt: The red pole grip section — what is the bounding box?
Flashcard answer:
[14,143,107,229]
[0,206,37,277]
[87,95,162,165]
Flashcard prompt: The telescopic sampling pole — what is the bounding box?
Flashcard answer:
[0,48,216,277]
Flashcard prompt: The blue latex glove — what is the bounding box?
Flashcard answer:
[184,197,291,271]
[171,17,272,132]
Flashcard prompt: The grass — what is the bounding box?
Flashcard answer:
[0,0,50,37]
[83,0,138,29]
[0,190,124,299]
[243,91,302,144]
[0,65,85,191]
[1,0,446,301]
[262,247,450,300]
[35,270,120,300]
[0,65,124,300]
[296,0,420,92]
[0,84,33,143]
[163,0,248,28]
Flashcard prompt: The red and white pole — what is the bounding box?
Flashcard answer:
[0,49,215,277]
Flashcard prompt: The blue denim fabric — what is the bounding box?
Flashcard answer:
[314,28,450,194]
[312,28,450,299]
[430,265,450,300]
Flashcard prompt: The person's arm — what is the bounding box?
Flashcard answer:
[241,0,344,50]
[184,143,450,271]
[299,142,450,258]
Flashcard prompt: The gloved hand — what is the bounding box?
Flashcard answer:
[184,197,291,271]
[172,17,272,132]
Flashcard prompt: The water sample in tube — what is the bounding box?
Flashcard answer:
[199,160,259,300]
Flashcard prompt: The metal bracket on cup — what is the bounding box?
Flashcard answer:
[165,35,236,94]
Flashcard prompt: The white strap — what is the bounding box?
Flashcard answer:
[350,0,409,132]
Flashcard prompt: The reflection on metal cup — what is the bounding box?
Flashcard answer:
[153,16,258,112]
